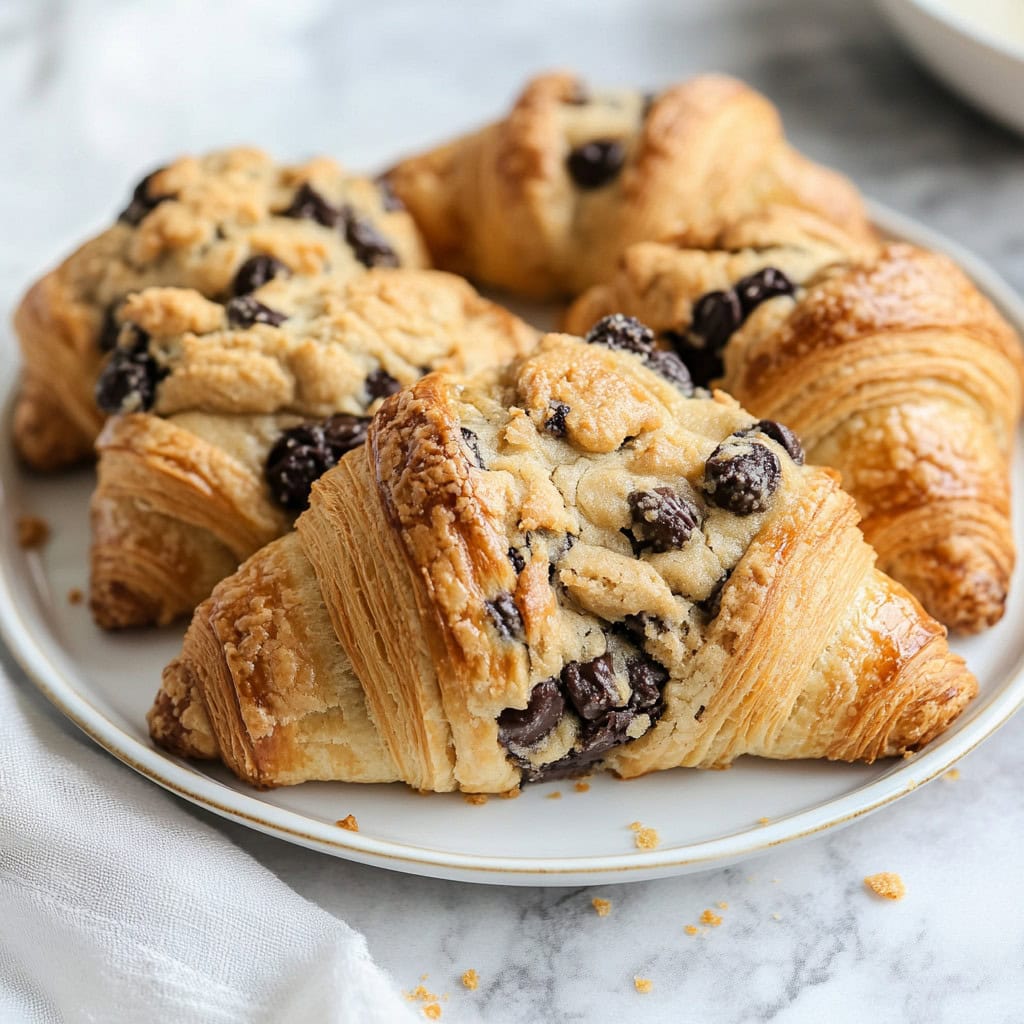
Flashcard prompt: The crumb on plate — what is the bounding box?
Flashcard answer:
[461,969,478,991]
[592,897,612,917]
[336,814,359,832]
[700,909,723,927]
[757,816,771,825]
[717,901,728,910]
[546,791,562,800]
[632,825,659,850]
[634,977,652,994]
[16,515,49,549]
[67,587,84,605]
[864,872,906,901]
[574,781,590,793]
[464,794,488,806]
[943,768,961,782]
[423,1005,441,1020]
[500,787,521,799]
[684,925,700,936]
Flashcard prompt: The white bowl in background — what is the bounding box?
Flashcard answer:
[877,0,1024,136]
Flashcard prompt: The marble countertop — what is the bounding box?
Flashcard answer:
[2,0,1023,1020]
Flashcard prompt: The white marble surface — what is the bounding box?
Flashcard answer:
[2,0,1024,1020]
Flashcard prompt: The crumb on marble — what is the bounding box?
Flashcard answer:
[547,791,562,800]
[592,897,612,917]
[574,781,591,793]
[461,969,478,991]
[423,1005,441,1020]
[684,925,700,936]
[16,515,49,549]
[864,872,906,901]
[634,977,652,994]
[500,787,521,799]
[336,814,359,832]
[700,909,723,927]
[464,794,488,806]
[943,768,961,782]
[406,984,440,1004]
[67,587,84,605]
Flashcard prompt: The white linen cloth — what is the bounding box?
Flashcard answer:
[0,660,415,1024]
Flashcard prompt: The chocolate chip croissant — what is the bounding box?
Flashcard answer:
[385,71,873,299]
[564,210,1024,632]
[12,147,428,471]
[90,269,537,629]
[149,322,976,792]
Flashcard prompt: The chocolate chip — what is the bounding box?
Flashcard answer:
[545,402,571,437]
[562,653,620,721]
[508,547,527,574]
[617,612,663,641]
[743,420,805,465]
[281,183,340,227]
[365,368,401,401]
[566,139,626,189]
[225,296,287,329]
[627,487,702,552]
[497,678,565,748]
[698,569,732,620]
[735,267,794,315]
[690,288,744,353]
[644,349,693,394]
[576,708,636,759]
[662,328,724,388]
[460,427,486,469]
[342,207,400,268]
[485,592,523,641]
[375,175,404,212]
[585,314,655,356]
[117,169,172,226]
[94,327,164,414]
[264,413,370,510]
[694,704,706,722]
[232,255,290,296]
[97,305,122,352]
[703,439,781,516]
[626,655,669,711]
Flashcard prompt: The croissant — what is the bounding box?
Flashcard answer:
[12,147,428,471]
[90,269,537,629]
[149,323,975,792]
[385,71,874,299]
[564,209,1024,631]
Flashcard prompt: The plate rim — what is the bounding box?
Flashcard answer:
[3,197,1023,885]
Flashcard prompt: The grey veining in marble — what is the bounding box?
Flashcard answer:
[2,0,1023,1021]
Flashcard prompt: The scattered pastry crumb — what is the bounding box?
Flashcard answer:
[500,787,521,799]
[943,768,961,782]
[67,587,84,605]
[461,969,478,991]
[864,872,906,901]
[771,879,780,884]
[546,791,562,800]
[717,901,728,910]
[423,1005,441,1020]
[406,984,440,1005]
[592,897,612,917]
[336,814,359,832]
[420,974,428,982]
[634,977,652,994]
[628,821,660,849]
[464,794,488,806]
[757,816,771,825]
[684,925,700,936]
[771,913,782,921]
[574,781,591,793]
[700,909,723,927]
[16,515,49,549]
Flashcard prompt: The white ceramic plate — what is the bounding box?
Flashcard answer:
[2,201,1023,886]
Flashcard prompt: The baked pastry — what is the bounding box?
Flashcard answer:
[91,269,537,629]
[385,71,874,299]
[564,210,1024,631]
[149,321,975,791]
[13,147,428,471]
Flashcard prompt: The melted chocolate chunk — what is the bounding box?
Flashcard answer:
[94,326,165,414]
[735,267,794,315]
[497,677,565,748]
[485,592,523,641]
[365,368,401,401]
[562,653,620,721]
[566,139,626,189]
[232,255,289,296]
[698,569,732,620]
[617,612,664,641]
[743,419,805,465]
[264,413,370,509]
[585,314,655,356]
[703,438,781,515]
[117,169,172,226]
[626,656,668,710]
[644,349,693,394]
[694,704,706,721]
[544,402,571,437]
[225,295,287,329]
[460,427,486,469]
[281,183,340,227]
[375,175,404,212]
[690,288,744,352]
[342,207,400,268]
[97,305,122,352]
[508,547,527,574]
[627,487,702,552]
[662,328,724,388]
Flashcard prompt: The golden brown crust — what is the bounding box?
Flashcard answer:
[566,231,1023,632]
[388,72,873,297]
[151,332,976,790]
[12,147,429,471]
